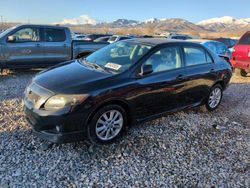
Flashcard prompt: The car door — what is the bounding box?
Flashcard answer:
[131,45,187,119]
[42,27,71,65]
[5,26,44,67]
[181,44,217,105]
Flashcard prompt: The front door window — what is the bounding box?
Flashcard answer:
[144,46,182,73]
[12,28,40,42]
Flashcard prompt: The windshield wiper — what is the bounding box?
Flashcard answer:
[82,58,111,73]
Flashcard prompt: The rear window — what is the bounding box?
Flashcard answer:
[45,28,66,42]
[172,36,186,40]
[239,33,250,45]
[184,47,213,66]
[120,37,130,40]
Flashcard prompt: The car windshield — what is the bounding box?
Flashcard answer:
[108,36,117,42]
[83,41,152,73]
[239,33,250,45]
[0,26,15,38]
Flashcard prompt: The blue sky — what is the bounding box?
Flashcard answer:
[0,0,249,23]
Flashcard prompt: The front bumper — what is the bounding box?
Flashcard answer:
[32,129,85,143]
[23,104,87,143]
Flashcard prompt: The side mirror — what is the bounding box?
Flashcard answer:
[7,36,16,42]
[140,64,153,76]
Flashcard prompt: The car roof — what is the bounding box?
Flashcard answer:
[98,36,110,38]
[126,38,187,46]
[187,39,213,43]
[111,35,132,38]
[187,39,225,45]
[16,24,68,29]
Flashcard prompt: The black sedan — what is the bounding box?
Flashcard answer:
[23,38,232,144]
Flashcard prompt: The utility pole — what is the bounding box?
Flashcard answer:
[0,15,4,29]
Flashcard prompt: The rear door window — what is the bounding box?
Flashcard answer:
[184,47,213,66]
[45,28,66,42]
[239,33,250,45]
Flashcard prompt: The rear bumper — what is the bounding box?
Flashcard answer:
[23,104,88,143]
[231,59,250,71]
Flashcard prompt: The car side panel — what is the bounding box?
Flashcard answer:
[183,63,218,104]
[41,27,72,65]
[231,32,250,70]
[2,26,45,67]
[232,44,250,70]
[129,68,187,119]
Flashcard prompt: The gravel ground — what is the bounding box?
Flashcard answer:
[0,71,249,187]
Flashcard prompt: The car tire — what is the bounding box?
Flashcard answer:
[204,84,223,111]
[240,69,248,77]
[87,105,127,144]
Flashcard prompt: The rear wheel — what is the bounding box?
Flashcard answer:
[204,84,223,111]
[240,69,248,77]
[87,105,127,144]
[235,68,248,77]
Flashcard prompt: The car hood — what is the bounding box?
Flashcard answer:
[33,60,112,94]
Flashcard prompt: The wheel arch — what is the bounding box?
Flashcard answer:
[86,99,133,126]
[212,80,226,90]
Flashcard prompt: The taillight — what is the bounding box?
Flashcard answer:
[232,47,235,52]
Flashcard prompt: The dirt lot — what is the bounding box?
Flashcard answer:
[0,71,249,187]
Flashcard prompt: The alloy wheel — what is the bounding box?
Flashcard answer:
[95,110,123,141]
[208,87,222,109]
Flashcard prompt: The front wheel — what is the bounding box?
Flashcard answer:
[87,105,127,144]
[204,84,223,111]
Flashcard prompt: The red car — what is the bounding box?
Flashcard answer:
[231,31,250,77]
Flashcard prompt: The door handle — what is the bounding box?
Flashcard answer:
[210,68,215,73]
[176,74,184,81]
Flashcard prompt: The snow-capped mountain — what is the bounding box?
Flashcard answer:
[143,18,205,31]
[55,15,250,33]
[197,16,250,31]
[109,19,139,27]
[55,15,98,25]
[144,18,160,23]
[105,18,205,32]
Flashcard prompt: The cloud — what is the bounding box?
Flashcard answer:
[55,15,97,25]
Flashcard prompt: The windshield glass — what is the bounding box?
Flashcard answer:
[84,41,152,73]
[108,36,117,42]
[0,26,15,38]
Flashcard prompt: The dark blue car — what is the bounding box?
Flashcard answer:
[188,39,231,59]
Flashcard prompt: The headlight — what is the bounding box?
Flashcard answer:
[44,94,89,111]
